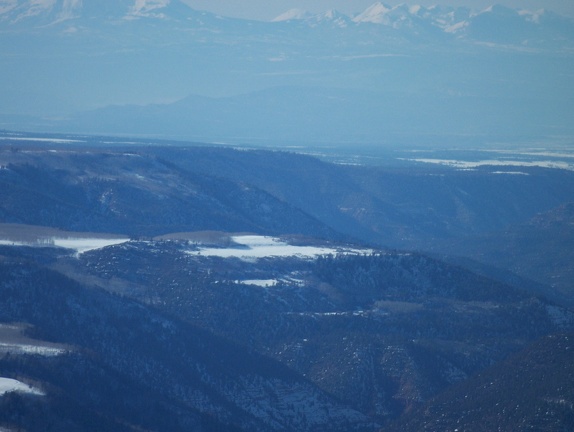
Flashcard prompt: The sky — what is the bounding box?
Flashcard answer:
[182,0,574,20]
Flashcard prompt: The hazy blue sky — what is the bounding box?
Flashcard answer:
[182,1,574,20]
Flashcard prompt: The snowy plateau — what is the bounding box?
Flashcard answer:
[188,235,372,260]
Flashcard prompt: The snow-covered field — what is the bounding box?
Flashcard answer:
[0,237,129,255]
[238,279,281,287]
[49,237,129,254]
[237,276,305,287]
[188,235,371,261]
[0,323,68,357]
[404,158,574,171]
[0,377,44,396]
[0,342,66,357]
[399,147,574,172]
[0,137,84,144]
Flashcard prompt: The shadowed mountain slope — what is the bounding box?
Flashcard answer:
[385,332,574,431]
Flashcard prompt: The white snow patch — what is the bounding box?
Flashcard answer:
[0,378,44,397]
[445,20,468,33]
[0,237,129,255]
[0,137,84,143]
[0,342,66,356]
[0,240,23,246]
[353,2,391,24]
[129,0,169,17]
[51,237,130,254]
[188,235,370,261]
[238,279,279,287]
[272,8,311,22]
[236,276,305,287]
[491,171,529,175]
[0,323,67,357]
[490,150,574,159]
[409,5,422,14]
[402,158,574,171]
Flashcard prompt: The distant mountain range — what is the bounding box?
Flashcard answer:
[2,0,571,42]
[275,2,573,43]
[0,0,199,25]
[0,1,573,142]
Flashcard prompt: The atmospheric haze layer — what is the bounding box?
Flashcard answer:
[0,0,573,145]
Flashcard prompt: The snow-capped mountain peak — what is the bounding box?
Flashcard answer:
[128,0,171,18]
[1,0,53,23]
[353,2,431,30]
[0,0,198,25]
[313,9,351,27]
[352,2,392,24]
[271,8,312,22]
[271,8,351,27]
[409,5,423,15]
[322,9,342,20]
[476,4,521,18]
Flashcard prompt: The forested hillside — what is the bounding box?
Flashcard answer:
[0,134,573,430]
